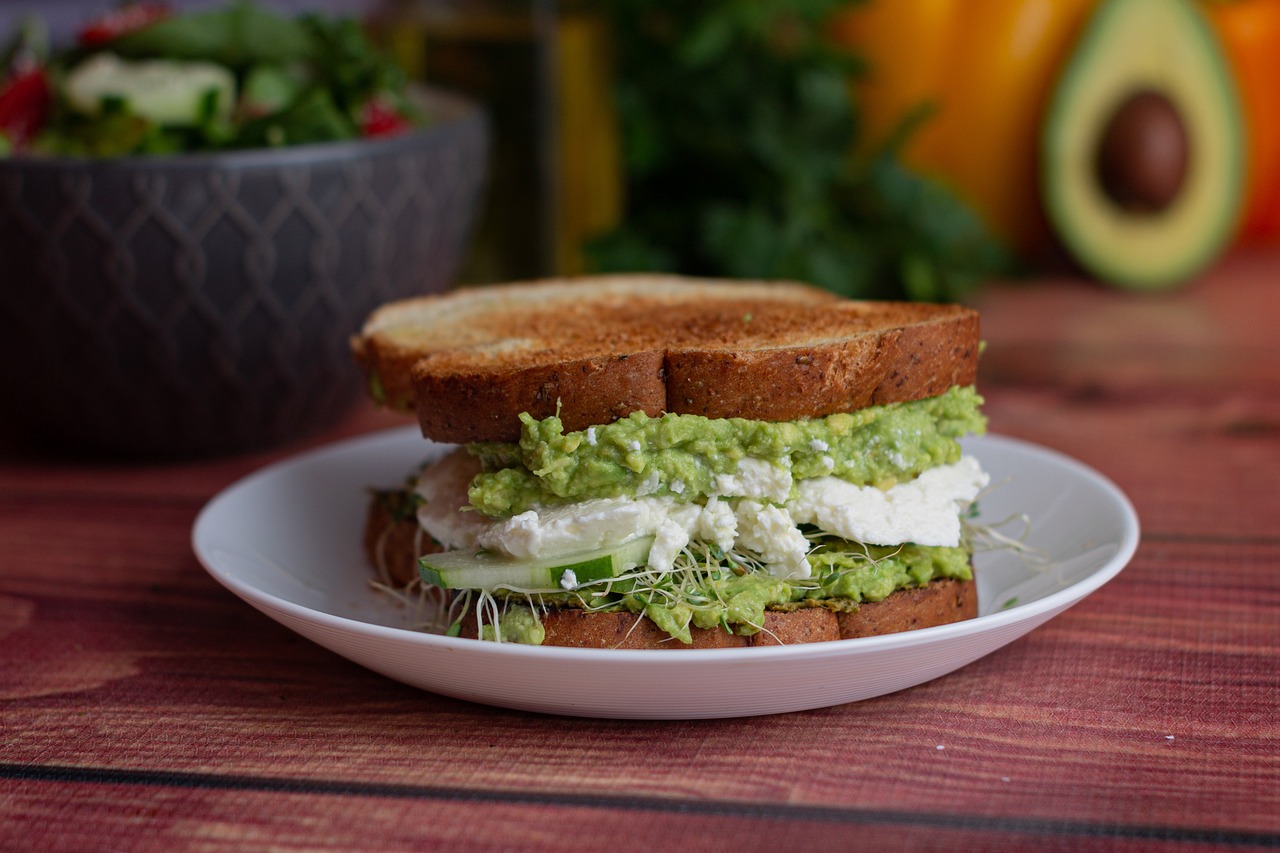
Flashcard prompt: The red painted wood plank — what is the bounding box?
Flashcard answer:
[0,404,411,502]
[9,778,1264,853]
[980,392,1280,539]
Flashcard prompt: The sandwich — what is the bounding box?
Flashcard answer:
[352,275,989,648]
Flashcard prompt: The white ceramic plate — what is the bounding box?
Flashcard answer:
[193,428,1140,719]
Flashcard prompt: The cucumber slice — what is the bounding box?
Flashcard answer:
[419,536,654,592]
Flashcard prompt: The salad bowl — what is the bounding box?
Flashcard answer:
[0,88,486,458]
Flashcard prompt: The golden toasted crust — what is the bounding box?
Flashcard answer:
[535,610,753,649]
[365,496,977,648]
[351,275,834,415]
[414,351,669,447]
[352,275,979,443]
[837,577,977,638]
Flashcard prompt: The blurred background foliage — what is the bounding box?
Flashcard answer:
[371,0,1012,301]
[579,0,1012,302]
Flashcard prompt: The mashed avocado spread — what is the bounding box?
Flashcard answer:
[481,541,973,645]
[467,385,985,518]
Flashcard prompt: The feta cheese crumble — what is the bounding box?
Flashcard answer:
[789,456,988,547]
[712,457,792,502]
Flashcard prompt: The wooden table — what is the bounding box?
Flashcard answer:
[2,254,1277,851]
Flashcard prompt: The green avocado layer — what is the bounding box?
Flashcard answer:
[480,540,973,646]
[467,385,985,518]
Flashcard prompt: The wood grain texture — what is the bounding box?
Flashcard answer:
[2,251,1280,851]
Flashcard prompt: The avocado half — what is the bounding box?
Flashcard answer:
[1040,0,1244,289]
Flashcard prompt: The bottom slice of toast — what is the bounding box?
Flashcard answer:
[455,579,975,649]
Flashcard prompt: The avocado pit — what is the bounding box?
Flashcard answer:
[1095,89,1189,213]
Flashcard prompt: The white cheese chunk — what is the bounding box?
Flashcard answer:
[712,457,792,502]
[695,498,738,552]
[645,514,696,574]
[789,455,988,547]
[733,501,811,579]
[414,449,490,550]
[482,498,659,559]
[65,53,236,125]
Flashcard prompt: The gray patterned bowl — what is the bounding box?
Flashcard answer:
[0,87,486,458]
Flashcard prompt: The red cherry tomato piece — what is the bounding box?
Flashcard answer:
[0,69,52,149]
[78,2,172,47]
[360,98,412,138]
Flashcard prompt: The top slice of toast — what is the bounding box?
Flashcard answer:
[352,274,980,443]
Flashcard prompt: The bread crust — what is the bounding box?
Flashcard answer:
[454,580,976,648]
[665,312,979,420]
[353,275,980,443]
[414,351,669,445]
[837,578,977,639]
[537,610,751,649]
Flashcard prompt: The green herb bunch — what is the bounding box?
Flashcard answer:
[585,0,1012,301]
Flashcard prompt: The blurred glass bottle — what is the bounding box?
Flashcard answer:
[369,0,621,283]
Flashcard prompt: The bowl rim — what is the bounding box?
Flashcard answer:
[0,86,485,172]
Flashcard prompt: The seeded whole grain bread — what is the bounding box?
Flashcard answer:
[352,274,981,443]
[364,496,978,649]
[453,582,977,648]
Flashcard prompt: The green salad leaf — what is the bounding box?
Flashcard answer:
[108,3,316,69]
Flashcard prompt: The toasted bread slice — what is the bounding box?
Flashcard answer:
[452,578,976,648]
[364,496,978,648]
[353,275,980,443]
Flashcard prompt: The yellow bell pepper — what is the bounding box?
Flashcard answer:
[829,0,1096,255]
